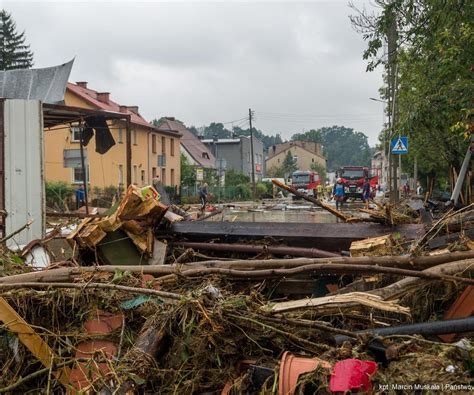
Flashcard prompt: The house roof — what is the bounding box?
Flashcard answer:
[67,83,156,130]
[267,143,326,162]
[157,119,215,168]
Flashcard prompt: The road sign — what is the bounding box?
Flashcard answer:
[391,136,408,154]
[196,168,204,181]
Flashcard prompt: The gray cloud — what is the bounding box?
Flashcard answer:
[5,0,384,144]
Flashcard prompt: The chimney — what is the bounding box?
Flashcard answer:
[76,81,88,89]
[127,106,139,114]
[166,116,175,121]
[97,92,110,104]
[119,105,128,113]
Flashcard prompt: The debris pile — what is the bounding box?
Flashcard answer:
[0,185,473,393]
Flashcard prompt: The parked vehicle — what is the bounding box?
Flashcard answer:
[338,166,378,201]
[290,170,321,199]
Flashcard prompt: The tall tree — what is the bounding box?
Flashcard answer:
[282,150,298,177]
[0,10,33,70]
[291,125,372,171]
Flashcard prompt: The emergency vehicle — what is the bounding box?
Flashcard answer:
[290,170,321,198]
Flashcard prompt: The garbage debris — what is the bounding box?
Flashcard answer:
[0,188,472,393]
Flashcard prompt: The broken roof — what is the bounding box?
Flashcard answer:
[157,118,215,168]
[0,59,73,104]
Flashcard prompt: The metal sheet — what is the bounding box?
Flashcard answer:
[0,59,73,104]
[4,99,44,247]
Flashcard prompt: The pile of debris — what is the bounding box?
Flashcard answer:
[0,183,473,393]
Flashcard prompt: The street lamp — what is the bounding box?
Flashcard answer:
[369,97,387,104]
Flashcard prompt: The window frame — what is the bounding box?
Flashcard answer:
[72,166,89,184]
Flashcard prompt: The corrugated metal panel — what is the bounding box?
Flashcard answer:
[0,59,73,104]
[4,99,44,247]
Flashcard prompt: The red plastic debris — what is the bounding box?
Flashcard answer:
[329,358,378,393]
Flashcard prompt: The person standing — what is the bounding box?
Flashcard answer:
[199,182,208,211]
[316,183,323,200]
[362,177,371,209]
[75,184,85,209]
[333,178,345,210]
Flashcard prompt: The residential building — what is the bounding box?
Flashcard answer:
[44,82,181,191]
[371,150,389,188]
[266,141,326,173]
[202,136,264,180]
[156,117,216,170]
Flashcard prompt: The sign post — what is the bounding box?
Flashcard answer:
[391,136,408,155]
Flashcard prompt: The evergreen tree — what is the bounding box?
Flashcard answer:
[0,10,33,70]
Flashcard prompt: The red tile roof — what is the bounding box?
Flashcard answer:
[157,119,215,168]
[67,83,153,129]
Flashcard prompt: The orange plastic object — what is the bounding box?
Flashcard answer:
[439,285,474,343]
[278,351,331,395]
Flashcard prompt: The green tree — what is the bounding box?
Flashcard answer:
[351,0,473,188]
[0,10,33,70]
[292,126,372,171]
[282,150,298,177]
[225,169,250,187]
[310,162,327,183]
[180,154,196,187]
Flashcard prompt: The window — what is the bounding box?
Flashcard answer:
[133,165,138,184]
[70,125,81,142]
[247,152,251,163]
[117,128,123,143]
[170,169,175,186]
[293,155,298,163]
[152,167,157,178]
[73,167,89,183]
[161,136,166,154]
[161,167,166,185]
[312,158,314,163]
[152,134,157,153]
[118,164,124,185]
[133,130,138,145]
[170,138,175,156]
[202,152,209,159]
[141,170,146,185]
[277,158,280,163]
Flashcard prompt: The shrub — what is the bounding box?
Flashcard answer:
[45,181,74,210]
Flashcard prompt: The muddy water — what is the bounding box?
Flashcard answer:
[221,209,337,223]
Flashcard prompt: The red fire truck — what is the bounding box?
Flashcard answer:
[290,170,321,198]
[338,166,378,201]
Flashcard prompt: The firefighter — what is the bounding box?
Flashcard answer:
[316,183,323,200]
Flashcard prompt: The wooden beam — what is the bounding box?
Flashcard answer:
[0,297,71,387]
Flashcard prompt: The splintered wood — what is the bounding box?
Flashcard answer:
[350,234,395,257]
[267,292,410,316]
[67,185,167,255]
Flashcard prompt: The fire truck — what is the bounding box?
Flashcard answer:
[338,166,378,201]
[290,170,321,198]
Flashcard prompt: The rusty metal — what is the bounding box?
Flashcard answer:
[174,241,340,258]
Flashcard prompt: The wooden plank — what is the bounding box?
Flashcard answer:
[164,222,424,251]
[0,297,71,386]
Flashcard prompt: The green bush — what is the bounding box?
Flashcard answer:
[235,183,252,200]
[45,181,74,210]
[255,182,268,198]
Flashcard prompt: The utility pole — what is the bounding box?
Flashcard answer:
[387,9,399,203]
[249,108,256,199]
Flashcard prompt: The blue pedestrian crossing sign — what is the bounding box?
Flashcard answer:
[391,136,408,154]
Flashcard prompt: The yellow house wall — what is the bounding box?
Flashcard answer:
[266,146,326,173]
[44,90,181,191]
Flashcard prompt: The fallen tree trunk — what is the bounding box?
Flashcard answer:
[0,282,182,300]
[1,251,473,285]
[154,262,474,285]
[370,258,474,300]
[173,241,340,258]
[271,179,354,222]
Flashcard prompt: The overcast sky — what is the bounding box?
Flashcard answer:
[4,0,384,145]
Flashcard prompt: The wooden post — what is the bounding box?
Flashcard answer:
[126,115,132,187]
